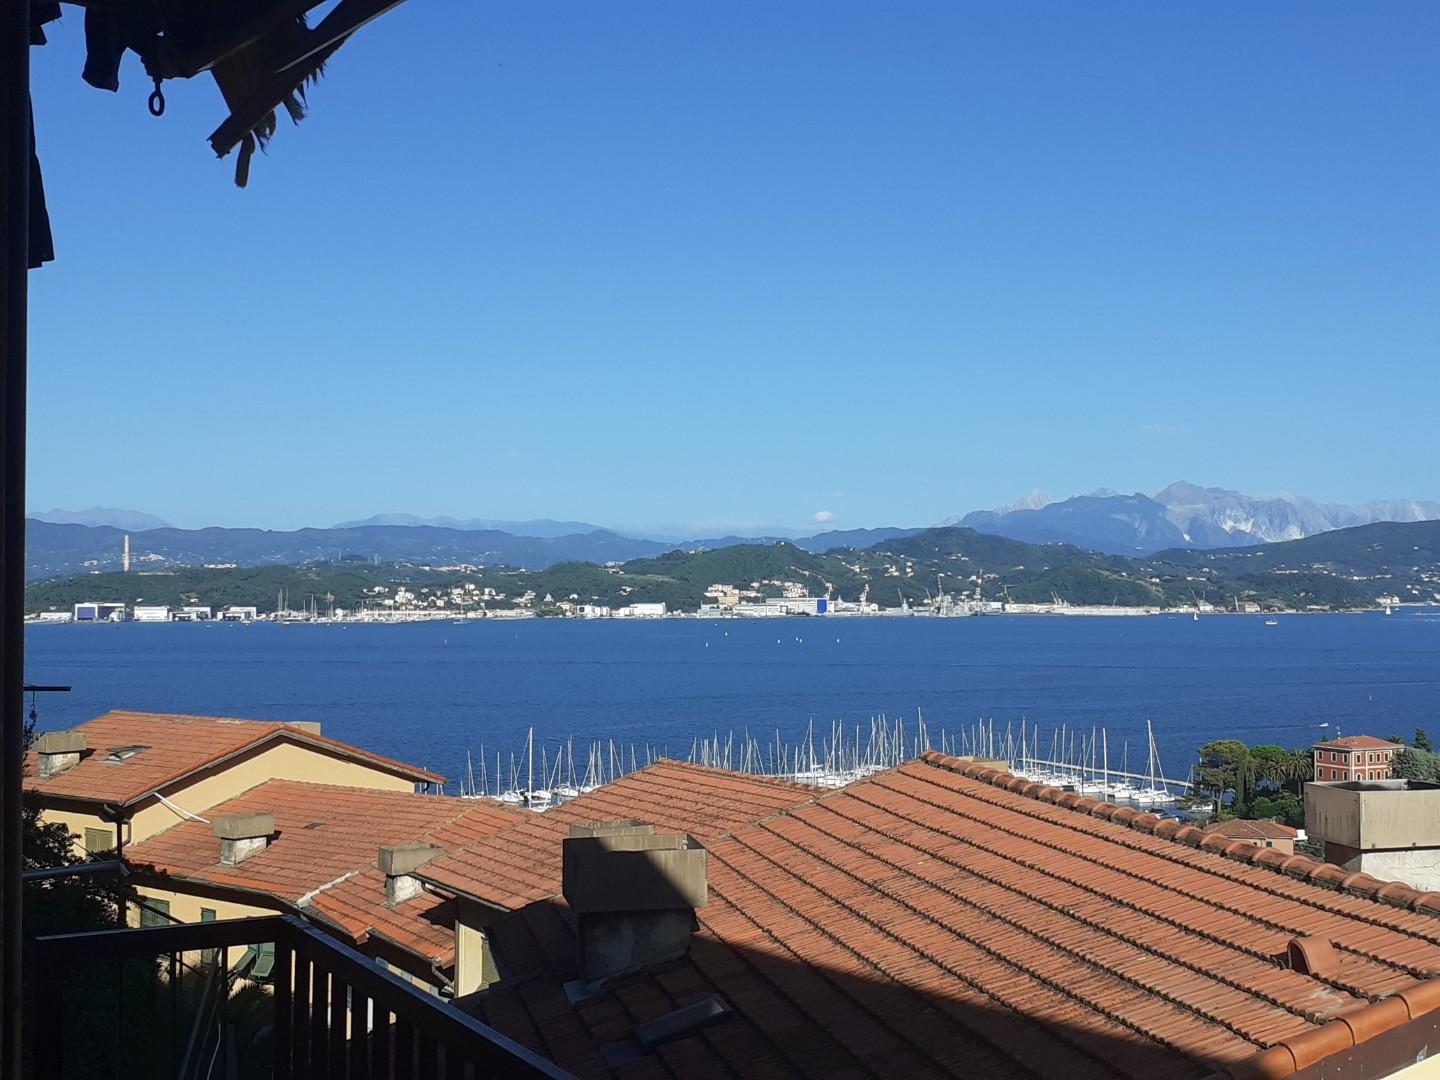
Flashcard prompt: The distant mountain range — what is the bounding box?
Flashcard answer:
[28,507,172,531]
[948,482,1440,556]
[22,519,921,582]
[29,518,1440,616]
[26,482,1440,578]
[330,514,607,539]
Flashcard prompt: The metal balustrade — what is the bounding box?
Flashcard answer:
[31,913,572,1080]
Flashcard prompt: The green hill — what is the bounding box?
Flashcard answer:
[28,520,1437,616]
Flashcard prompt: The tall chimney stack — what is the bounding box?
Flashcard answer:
[213,812,274,866]
[122,533,131,573]
[562,821,707,987]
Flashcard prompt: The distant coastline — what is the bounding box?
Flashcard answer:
[25,520,1438,622]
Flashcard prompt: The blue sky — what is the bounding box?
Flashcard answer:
[27,2,1440,533]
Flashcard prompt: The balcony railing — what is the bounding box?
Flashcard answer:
[30,913,573,1080]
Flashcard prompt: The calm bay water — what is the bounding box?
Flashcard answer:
[23,611,1440,790]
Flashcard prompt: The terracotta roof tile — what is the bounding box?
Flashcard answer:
[25,710,442,804]
[418,760,818,908]
[127,777,522,968]
[457,752,1440,1080]
[1312,736,1399,751]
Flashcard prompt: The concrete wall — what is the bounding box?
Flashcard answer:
[1306,781,1440,852]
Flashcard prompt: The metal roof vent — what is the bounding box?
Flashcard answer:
[102,744,151,764]
[1286,936,1338,977]
[635,995,732,1048]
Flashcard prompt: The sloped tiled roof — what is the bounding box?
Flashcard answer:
[1313,735,1399,751]
[1202,819,1299,841]
[417,760,818,910]
[460,752,1440,1080]
[128,778,523,967]
[25,710,443,803]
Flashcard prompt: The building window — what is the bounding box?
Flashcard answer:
[237,940,275,980]
[84,827,114,854]
[140,897,170,928]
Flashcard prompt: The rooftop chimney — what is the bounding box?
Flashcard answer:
[379,843,443,904]
[562,821,707,988]
[213,812,275,866]
[35,730,86,778]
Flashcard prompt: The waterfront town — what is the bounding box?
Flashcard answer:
[21,706,1440,1078]
[26,582,1409,624]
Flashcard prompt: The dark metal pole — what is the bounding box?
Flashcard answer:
[1,0,31,1076]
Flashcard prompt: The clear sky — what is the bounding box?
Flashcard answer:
[26,2,1440,533]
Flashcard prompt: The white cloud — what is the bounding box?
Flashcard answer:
[813,510,836,523]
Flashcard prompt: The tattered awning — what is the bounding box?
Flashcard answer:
[40,0,406,190]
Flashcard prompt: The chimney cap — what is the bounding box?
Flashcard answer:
[35,730,86,754]
[212,811,275,840]
[569,821,656,840]
[379,843,443,878]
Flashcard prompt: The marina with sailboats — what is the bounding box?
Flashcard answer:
[457,713,1210,816]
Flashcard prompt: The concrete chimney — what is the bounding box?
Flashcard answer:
[562,821,707,987]
[379,843,443,904]
[213,812,275,866]
[35,730,86,778]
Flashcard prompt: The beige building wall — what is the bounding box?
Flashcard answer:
[453,898,501,997]
[36,738,423,854]
[39,805,117,857]
[128,741,420,844]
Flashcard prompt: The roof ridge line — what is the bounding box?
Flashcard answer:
[297,866,365,908]
[650,756,824,792]
[917,752,1440,923]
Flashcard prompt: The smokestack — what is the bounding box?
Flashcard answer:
[213,812,275,866]
[562,821,707,987]
[35,730,86,778]
[379,843,443,904]
[123,533,131,573]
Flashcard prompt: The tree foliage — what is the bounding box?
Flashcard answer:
[1393,747,1440,782]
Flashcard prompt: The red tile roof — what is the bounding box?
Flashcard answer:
[1312,735,1399,751]
[417,760,818,910]
[1202,819,1299,841]
[459,752,1440,1080]
[24,710,443,803]
[127,778,523,967]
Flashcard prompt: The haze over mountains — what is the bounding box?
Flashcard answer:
[951,482,1440,555]
[25,482,1440,579]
